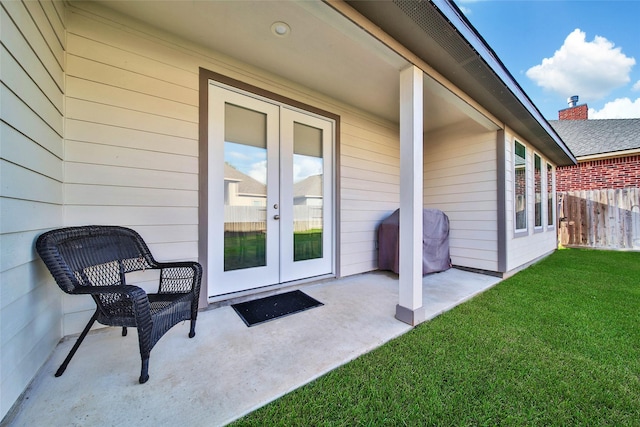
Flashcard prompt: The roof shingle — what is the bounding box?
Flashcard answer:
[549,119,640,158]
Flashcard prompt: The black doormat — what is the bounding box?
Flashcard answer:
[231,290,323,327]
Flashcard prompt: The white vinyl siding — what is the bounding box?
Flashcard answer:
[423,128,499,272]
[0,0,65,419]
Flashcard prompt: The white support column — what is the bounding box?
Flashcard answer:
[396,65,425,326]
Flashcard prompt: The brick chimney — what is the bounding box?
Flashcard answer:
[558,95,588,120]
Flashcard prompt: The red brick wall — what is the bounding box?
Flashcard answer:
[558,104,588,120]
[556,155,640,191]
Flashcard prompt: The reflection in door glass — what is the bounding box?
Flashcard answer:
[293,122,323,262]
[223,104,267,271]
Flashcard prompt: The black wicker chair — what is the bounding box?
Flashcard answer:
[36,225,202,384]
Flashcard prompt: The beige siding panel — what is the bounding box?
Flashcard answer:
[342,188,400,203]
[66,119,198,157]
[66,97,197,139]
[423,129,498,272]
[1,1,63,89]
[425,170,495,188]
[1,86,63,156]
[0,9,63,112]
[0,260,51,313]
[341,177,399,194]
[341,143,399,166]
[449,237,497,252]
[1,160,62,204]
[22,0,64,65]
[1,296,61,418]
[0,231,43,273]
[2,47,63,133]
[425,181,495,198]
[66,76,197,122]
[451,219,498,236]
[1,199,62,234]
[1,0,65,419]
[451,226,497,238]
[66,12,198,86]
[1,124,63,181]
[66,54,198,106]
[134,225,199,244]
[340,115,399,275]
[65,141,197,173]
[66,32,195,88]
[341,154,400,177]
[40,0,65,47]
[0,277,60,348]
[340,230,377,244]
[341,166,399,186]
[340,219,386,234]
[342,199,400,214]
[426,200,497,214]
[63,309,101,337]
[64,206,198,227]
[65,184,197,207]
[65,163,197,191]
[341,260,378,277]
[147,241,198,262]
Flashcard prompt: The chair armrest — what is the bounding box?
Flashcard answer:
[75,285,152,326]
[155,261,202,295]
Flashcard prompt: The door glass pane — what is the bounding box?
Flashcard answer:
[293,122,323,262]
[223,103,267,271]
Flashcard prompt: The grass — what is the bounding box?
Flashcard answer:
[232,249,640,426]
[224,230,323,270]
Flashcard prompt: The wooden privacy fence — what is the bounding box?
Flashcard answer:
[557,188,640,250]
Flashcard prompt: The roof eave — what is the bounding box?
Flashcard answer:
[345,0,576,166]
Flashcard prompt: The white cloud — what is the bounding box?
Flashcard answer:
[248,160,267,184]
[293,155,323,183]
[633,80,640,91]
[526,29,635,101]
[589,97,640,119]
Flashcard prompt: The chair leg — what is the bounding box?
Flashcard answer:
[122,326,127,336]
[55,311,98,377]
[189,319,196,338]
[139,357,149,384]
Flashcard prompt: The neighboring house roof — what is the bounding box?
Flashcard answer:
[549,119,640,158]
[294,175,322,198]
[224,163,266,196]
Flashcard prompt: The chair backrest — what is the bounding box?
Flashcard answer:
[36,226,156,294]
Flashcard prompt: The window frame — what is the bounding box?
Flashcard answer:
[546,162,555,229]
[514,140,528,235]
[533,152,543,231]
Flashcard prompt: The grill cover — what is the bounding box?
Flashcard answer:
[377,208,451,275]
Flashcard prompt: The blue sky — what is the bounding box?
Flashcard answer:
[454,0,640,120]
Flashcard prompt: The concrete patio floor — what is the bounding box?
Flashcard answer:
[5,268,501,426]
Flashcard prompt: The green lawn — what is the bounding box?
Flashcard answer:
[232,249,640,425]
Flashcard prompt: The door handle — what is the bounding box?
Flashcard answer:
[273,215,280,220]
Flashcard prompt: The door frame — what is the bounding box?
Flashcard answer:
[198,68,341,304]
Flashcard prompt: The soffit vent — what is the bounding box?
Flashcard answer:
[393,0,475,64]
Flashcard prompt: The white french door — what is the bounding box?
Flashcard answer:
[208,82,334,297]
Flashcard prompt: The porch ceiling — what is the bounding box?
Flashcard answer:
[82,0,482,133]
